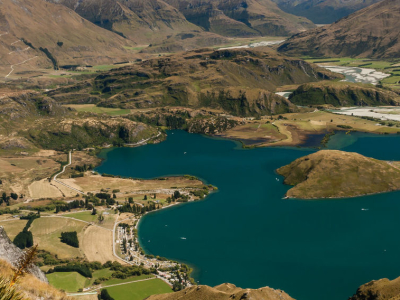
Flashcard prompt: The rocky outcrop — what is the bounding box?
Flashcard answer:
[0,226,48,283]
[349,276,400,300]
[278,0,400,58]
[148,283,295,300]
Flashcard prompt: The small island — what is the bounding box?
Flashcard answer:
[277,150,400,199]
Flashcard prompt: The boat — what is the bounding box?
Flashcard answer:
[181,237,187,240]
[361,208,369,211]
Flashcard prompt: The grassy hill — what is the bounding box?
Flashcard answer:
[289,81,400,107]
[277,150,400,199]
[349,276,400,300]
[278,0,400,58]
[47,48,339,117]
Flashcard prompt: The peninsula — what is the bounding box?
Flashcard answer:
[277,150,400,199]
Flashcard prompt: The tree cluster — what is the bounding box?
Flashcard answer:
[60,231,79,248]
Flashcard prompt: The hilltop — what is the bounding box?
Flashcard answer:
[46,48,339,117]
[289,81,400,107]
[163,0,315,37]
[277,150,400,199]
[0,0,132,77]
[278,0,400,58]
[349,276,400,300]
[271,0,381,24]
[148,283,295,300]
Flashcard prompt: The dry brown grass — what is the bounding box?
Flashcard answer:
[30,217,86,259]
[63,175,204,194]
[0,259,71,300]
[277,150,400,199]
[0,220,28,240]
[148,283,294,300]
[81,226,114,264]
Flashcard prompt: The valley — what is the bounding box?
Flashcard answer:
[2,0,400,300]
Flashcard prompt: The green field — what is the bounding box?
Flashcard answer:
[64,104,131,116]
[64,211,98,222]
[106,278,172,300]
[47,272,87,292]
[103,274,154,286]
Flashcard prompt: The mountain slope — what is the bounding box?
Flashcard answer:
[163,0,315,37]
[47,0,216,46]
[278,0,400,58]
[0,0,132,78]
[271,0,382,24]
[277,150,400,199]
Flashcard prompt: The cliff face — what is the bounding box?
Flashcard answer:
[0,226,48,283]
[289,82,400,107]
[278,0,400,58]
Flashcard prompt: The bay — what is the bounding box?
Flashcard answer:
[96,130,400,300]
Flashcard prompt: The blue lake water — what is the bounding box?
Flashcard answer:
[96,131,400,300]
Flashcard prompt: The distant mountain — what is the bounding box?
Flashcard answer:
[0,0,131,75]
[271,0,382,24]
[47,0,212,45]
[278,0,400,58]
[163,0,315,37]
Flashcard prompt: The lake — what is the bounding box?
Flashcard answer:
[96,130,400,300]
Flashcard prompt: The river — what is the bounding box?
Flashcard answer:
[96,130,400,300]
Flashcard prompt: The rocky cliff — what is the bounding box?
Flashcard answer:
[0,226,48,283]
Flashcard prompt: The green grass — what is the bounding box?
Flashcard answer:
[64,211,98,222]
[47,272,87,292]
[106,278,172,300]
[85,268,114,287]
[92,65,116,71]
[103,274,154,286]
[64,104,131,116]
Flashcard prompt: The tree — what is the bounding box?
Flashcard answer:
[92,208,97,215]
[143,195,147,200]
[100,289,115,300]
[128,197,133,204]
[55,206,60,214]
[98,212,104,224]
[113,193,116,199]
[173,191,181,199]
[10,193,18,200]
